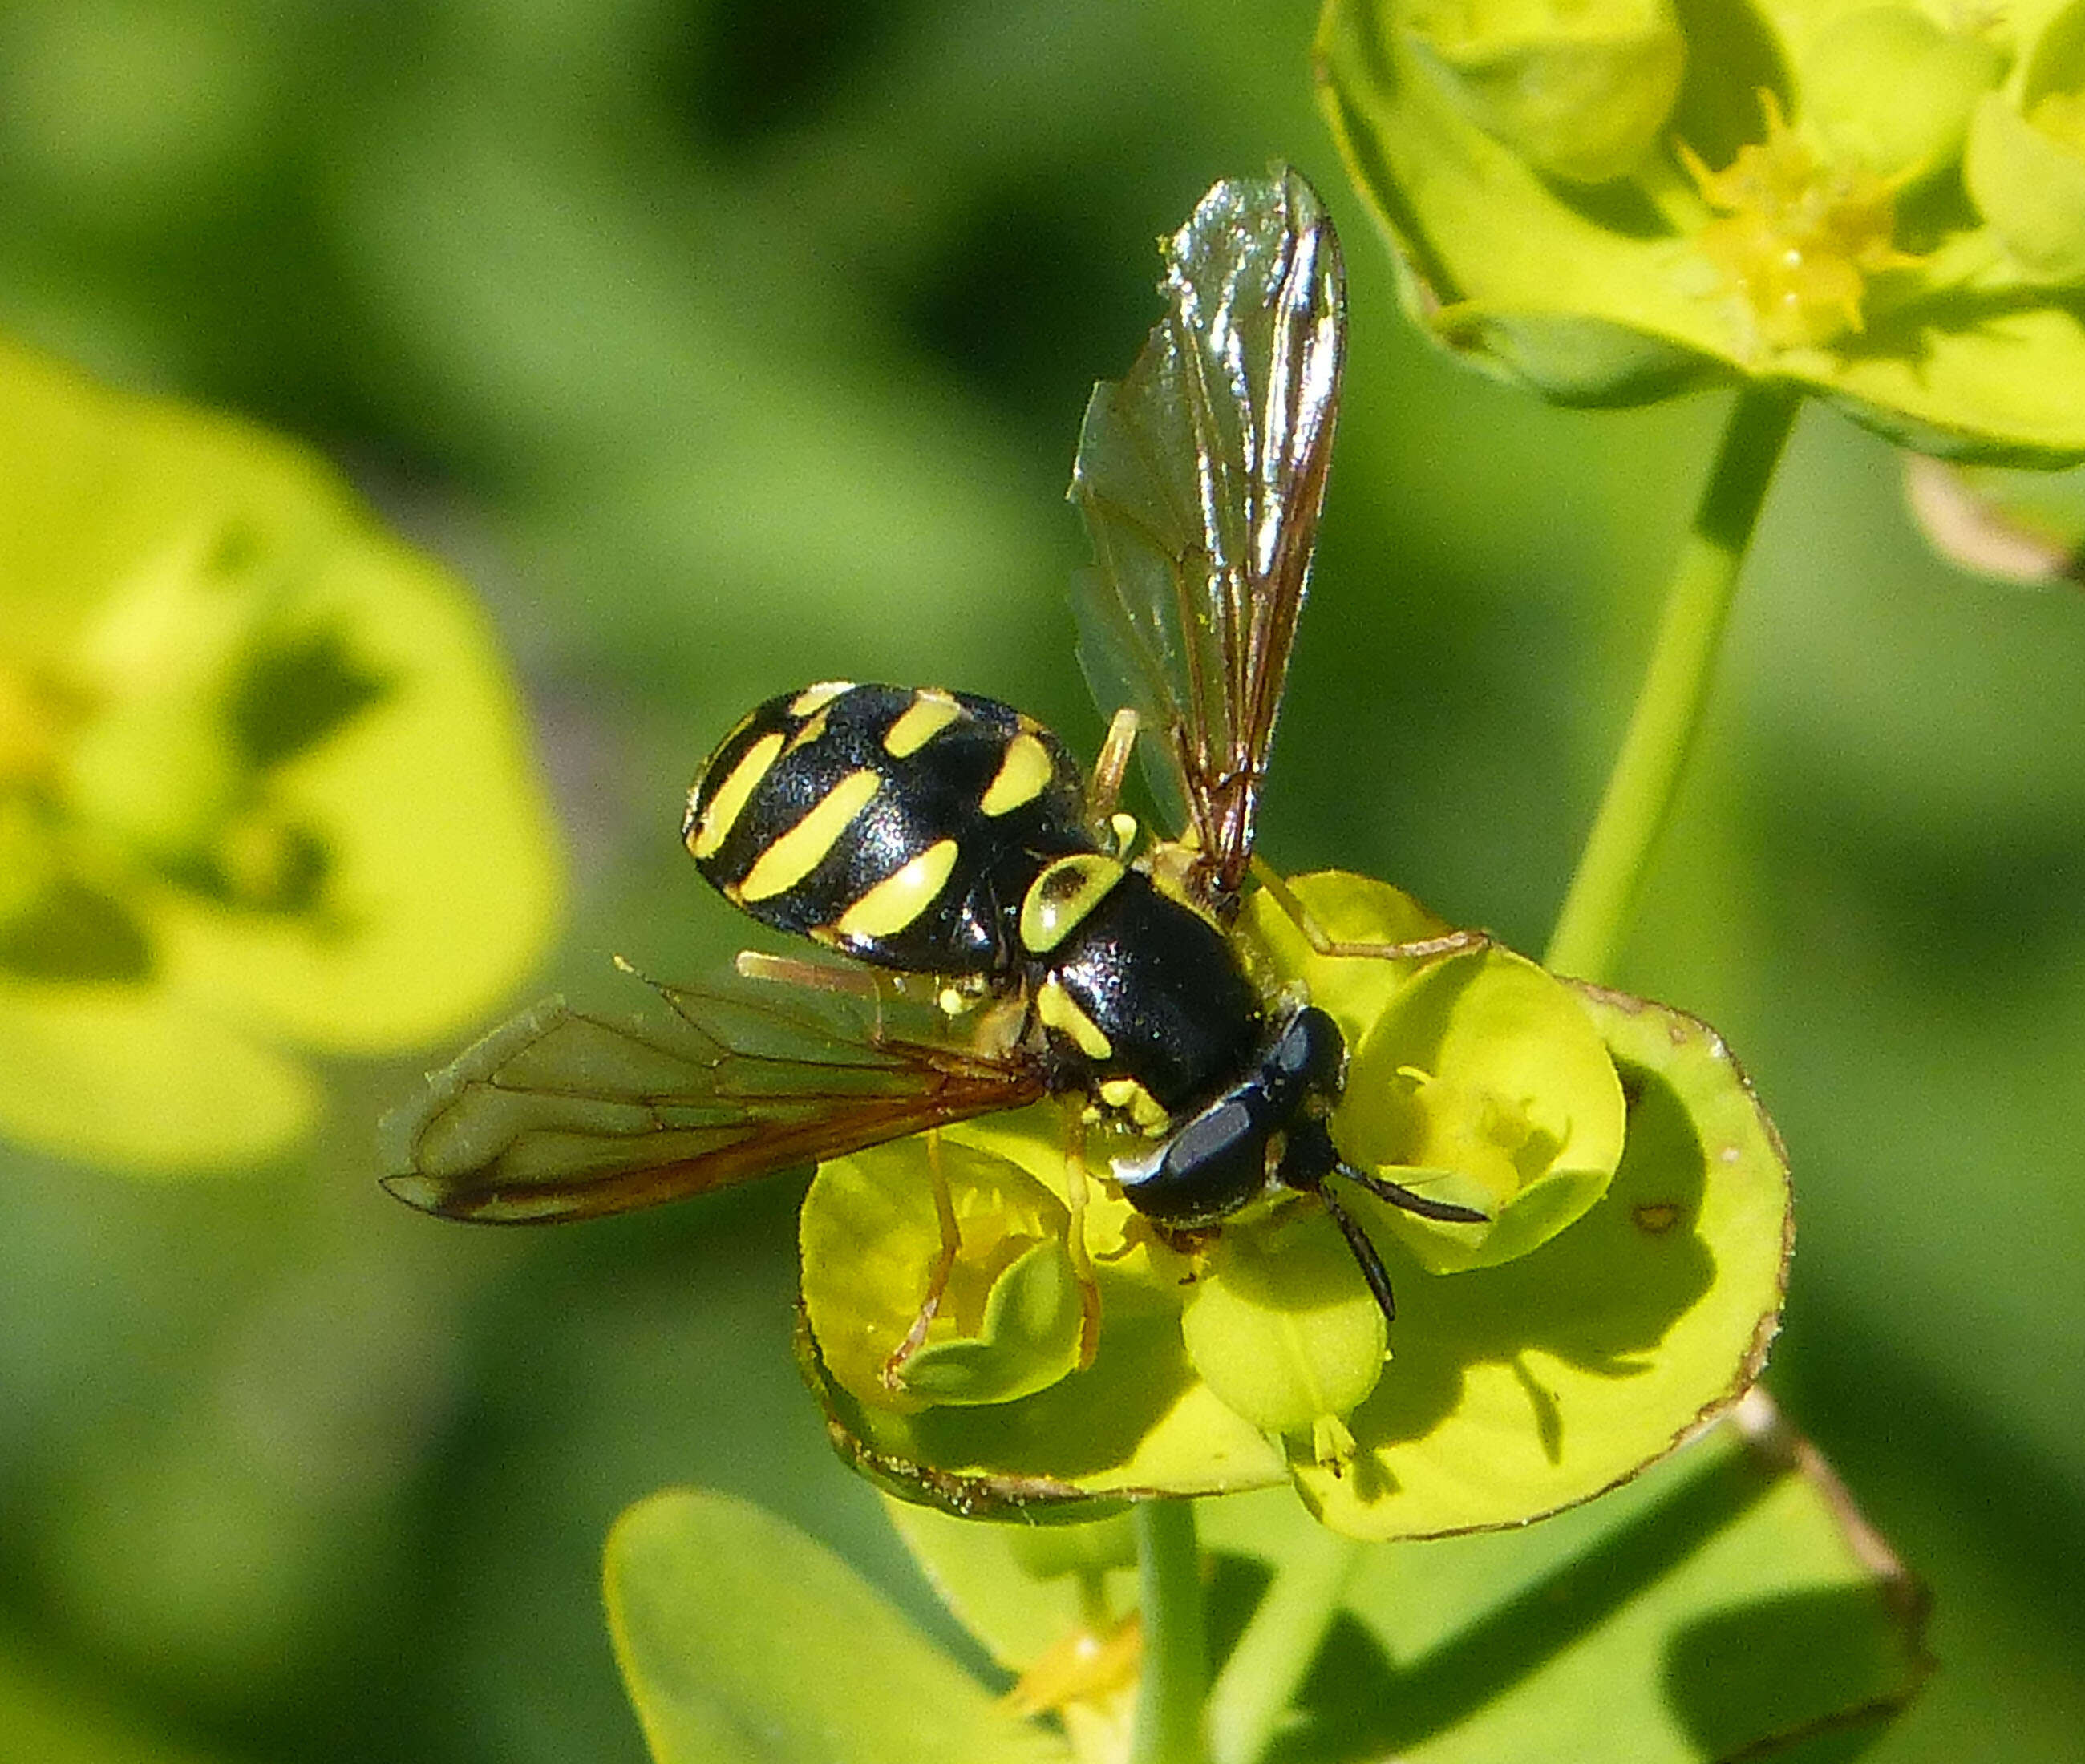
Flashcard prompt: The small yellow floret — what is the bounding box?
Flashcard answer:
[1679,91,1916,348]
[1002,1617,1143,1718]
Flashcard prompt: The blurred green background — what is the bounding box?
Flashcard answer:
[0,2,2079,1760]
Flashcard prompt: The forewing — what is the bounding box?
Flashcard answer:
[1070,165,1346,904]
[382,971,1045,1224]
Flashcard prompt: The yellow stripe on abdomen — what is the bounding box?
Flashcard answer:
[882,690,963,759]
[834,838,959,938]
[735,768,881,902]
[980,731,1054,816]
[687,730,785,860]
[785,705,834,752]
[788,680,855,716]
[1037,975,1114,1062]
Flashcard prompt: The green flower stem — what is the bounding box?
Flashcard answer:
[1545,383,1800,984]
[1130,1499,1211,1764]
[1207,1530,1360,1764]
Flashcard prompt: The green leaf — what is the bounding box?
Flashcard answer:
[1199,1395,1929,1762]
[878,1398,1925,1762]
[0,338,561,1169]
[604,1488,1073,1764]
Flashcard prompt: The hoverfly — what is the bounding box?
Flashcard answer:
[384,167,1485,1327]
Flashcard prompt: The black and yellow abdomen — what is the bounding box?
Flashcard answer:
[684,682,1092,973]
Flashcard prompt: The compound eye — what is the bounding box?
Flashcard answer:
[1117,1094,1269,1225]
[1170,1095,1258,1168]
[1018,853,1125,955]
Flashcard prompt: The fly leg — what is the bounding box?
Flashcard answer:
[881,1127,962,1390]
[1061,1112,1104,1369]
[1249,860,1489,964]
[731,947,902,1040]
[731,949,884,996]
[1321,1165,1488,1329]
[1315,1183,1399,1322]
[1087,708,1142,856]
[1339,1163,1489,1225]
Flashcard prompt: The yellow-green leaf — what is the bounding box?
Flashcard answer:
[0,983,317,1171]
[879,1398,1924,1760]
[605,1489,1072,1764]
[1200,1395,1929,1760]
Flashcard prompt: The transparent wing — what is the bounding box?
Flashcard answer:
[381,968,1046,1224]
[1071,164,1346,907]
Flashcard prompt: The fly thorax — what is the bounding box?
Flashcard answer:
[1033,868,1264,1117]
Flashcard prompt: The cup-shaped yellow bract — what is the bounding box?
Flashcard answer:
[796,870,1792,1539]
[0,342,561,1171]
[1345,947,1628,1271]
[1402,0,1688,184]
[1317,0,2085,460]
[804,1135,1087,1414]
[1245,873,1626,1272]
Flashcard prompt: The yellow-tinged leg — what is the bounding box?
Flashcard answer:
[1087,707,1140,836]
[734,948,882,997]
[881,1128,962,1390]
[1063,1113,1104,1370]
[1250,860,1490,964]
